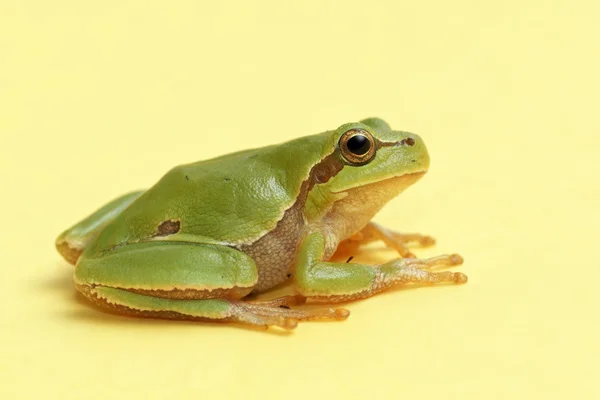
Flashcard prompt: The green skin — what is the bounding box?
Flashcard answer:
[56,117,466,329]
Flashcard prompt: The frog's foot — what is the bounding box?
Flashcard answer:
[231,301,349,330]
[364,253,467,298]
[78,285,348,330]
[246,294,307,308]
[337,222,435,258]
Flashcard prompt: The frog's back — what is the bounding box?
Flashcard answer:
[86,132,335,254]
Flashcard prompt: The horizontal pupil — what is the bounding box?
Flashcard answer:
[347,135,371,155]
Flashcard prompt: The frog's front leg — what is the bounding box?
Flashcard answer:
[75,242,347,329]
[295,232,466,302]
[336,222,436,258]
[56,191,144,265]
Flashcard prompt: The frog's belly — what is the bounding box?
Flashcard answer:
[239,200,305,293]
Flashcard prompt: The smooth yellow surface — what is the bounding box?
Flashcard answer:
[1,1,599,399]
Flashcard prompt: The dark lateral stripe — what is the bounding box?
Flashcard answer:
[377,137,416,148]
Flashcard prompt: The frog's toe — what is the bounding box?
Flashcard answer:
[415,235,436,246]
[231,309,298,330]
[403,253,464,270]
[246,294,307,308]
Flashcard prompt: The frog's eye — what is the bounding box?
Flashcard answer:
[339,129,376,165]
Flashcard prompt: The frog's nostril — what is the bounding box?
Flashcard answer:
[399,137,415,146]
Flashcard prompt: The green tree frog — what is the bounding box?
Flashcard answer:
[56,118,466,329]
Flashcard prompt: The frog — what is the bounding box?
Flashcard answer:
[55,117,466,330]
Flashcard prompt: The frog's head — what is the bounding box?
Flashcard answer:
[324,117,430,192]
[306,118,430,227]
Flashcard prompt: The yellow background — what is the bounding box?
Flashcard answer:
[1,1,599,399]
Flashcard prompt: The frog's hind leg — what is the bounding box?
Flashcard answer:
[336,221,436,258]
[74,242,348,329]
[79,285,348,330]
[55,191,144,265]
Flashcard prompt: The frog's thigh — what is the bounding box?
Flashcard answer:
[80,285,234,322]
[74,242,258,301]
[56,191,145,265]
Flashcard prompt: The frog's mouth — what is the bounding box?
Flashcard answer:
[333,171,426,195]
[356,171,426,194]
